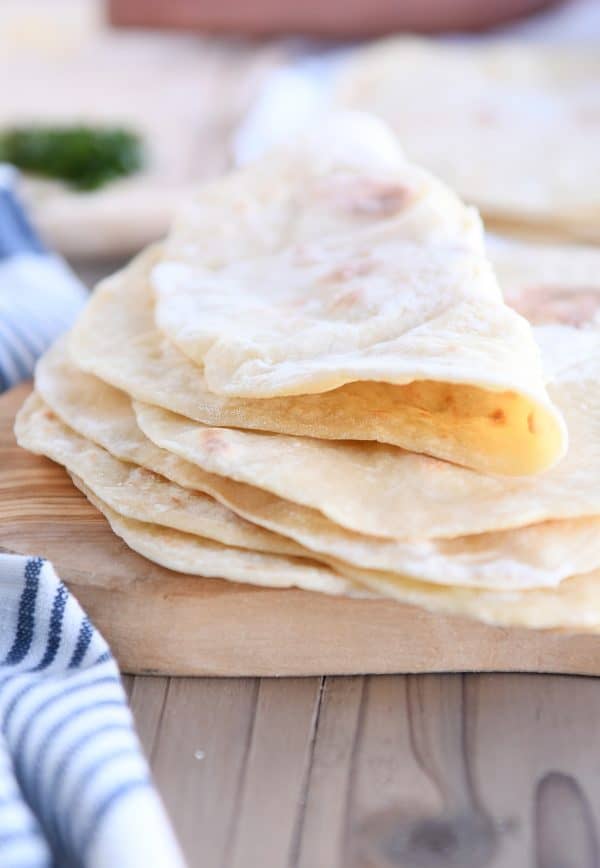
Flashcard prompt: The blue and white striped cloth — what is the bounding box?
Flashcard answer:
[0,177,184,865]
[0,165,86,393]
[0,554,185,868]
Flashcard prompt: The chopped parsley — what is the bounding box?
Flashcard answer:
[0,125,144,191]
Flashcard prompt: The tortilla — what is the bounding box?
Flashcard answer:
[335,40,600,242]
[71,240,565,477]
[14,391,303,558]
[132,308,600,538]
[35,340,600,590]
[74,481,600,631]
[70,477,352,595]
[151,113,564,475]
[62,277,600,537]
[489,237,600,328]
[334,563,600,632]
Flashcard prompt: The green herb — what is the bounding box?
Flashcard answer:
[0,125,144,191]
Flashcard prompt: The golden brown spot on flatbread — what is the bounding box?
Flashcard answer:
[474,108,496,126]
[489,408,506,424]
[577,106,600,126]
[199,429,225,454]
[527,412,536,435]
[507,286,600,328]
[324,259,374,284]
[319,177,415,218]
[292,244,318,267]
[329,288,364,311]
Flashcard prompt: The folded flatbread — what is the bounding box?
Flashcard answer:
[74,116,566,475]
[66,238,599,538]
[35,339,600,591]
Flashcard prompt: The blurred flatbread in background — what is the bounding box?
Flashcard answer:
[0,0,285,257]
[334,39,600,243]
[488,236,600,327]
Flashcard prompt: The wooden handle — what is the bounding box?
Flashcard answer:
[107,0,561,38]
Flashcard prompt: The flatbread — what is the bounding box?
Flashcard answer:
[35,339,600,590]
[134,313,600,534]
[152,113,564,475]
[14,391,303,558]
[488,237,600,328]
[56,469,600,633]
[333,563,600,632]
[11,419,600,630]
[63,242,600,536]
[335,39,600,242]
[71,239,565,477]
[70,477,352,595]
[76,483,600,631]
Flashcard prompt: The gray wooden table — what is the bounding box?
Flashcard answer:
[119,672,600,868]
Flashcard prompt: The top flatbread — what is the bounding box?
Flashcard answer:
[67,237,600,540]
[334,39,600,241]
[150,113,565,475]
[72,237,564,476]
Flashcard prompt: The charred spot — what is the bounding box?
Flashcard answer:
[474,108,496,126]
[323,259,374,284]
[199,429,225,453]
[489,408,506,424]
[329,288,364,310]
[350,182,415,217]
[319,177,415,218]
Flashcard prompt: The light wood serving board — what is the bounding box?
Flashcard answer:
[3,383,600,676]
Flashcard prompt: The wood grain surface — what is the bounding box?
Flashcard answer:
[4,381,600,677]
[123,671,600,868]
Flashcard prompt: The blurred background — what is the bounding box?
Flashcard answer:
[1,0,599,285]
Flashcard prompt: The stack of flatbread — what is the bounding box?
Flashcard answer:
[15,112,600,631]
[334,39,600,244]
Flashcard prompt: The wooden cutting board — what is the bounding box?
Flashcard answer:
[3,383,600,676]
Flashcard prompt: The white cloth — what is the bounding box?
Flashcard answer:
[0,554,185,868]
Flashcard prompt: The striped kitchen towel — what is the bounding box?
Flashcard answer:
[0,165,86,393]
[0,553,185,868]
